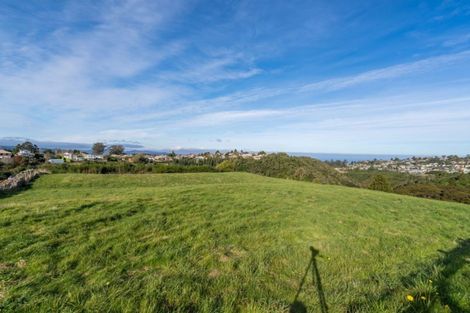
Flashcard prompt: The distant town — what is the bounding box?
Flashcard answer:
[1,141,470,175]
[342,155,470,174]
[0,141,266,166]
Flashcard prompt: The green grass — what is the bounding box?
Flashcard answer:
[0,173,469,313]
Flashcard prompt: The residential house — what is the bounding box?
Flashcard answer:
[0,149,12,159]
[83,154,104,161]
[153,155,172,162]
[63,152,84,162]
[63,152,73,160]
[48,159,65,164]
[17,150,35,158]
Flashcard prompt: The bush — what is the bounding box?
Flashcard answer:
[42,162,218,175]
[228,153,354,186]
[216,160,235,172]
[394,183,470,204]
[368,174,391,192]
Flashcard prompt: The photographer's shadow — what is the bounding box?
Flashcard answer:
[289,246,328,313]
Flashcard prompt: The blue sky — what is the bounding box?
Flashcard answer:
[1,0,470,154]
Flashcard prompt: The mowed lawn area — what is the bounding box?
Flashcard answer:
[0,173,469,313]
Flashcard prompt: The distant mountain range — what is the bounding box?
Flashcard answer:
[0,137,144,152]
[0,137,223,156]
[0,137,414,161]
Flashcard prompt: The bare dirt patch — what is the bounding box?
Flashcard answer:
[208,269,221,278]
[16,259,27,269]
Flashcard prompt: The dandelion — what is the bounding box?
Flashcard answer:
[406,295,414,302]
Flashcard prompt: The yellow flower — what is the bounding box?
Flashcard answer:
[406,295,414,302]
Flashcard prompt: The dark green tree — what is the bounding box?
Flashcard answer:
[13,141,39,154]
[92,142,106,155]
[133,154,148,163]
[109,145,125,155]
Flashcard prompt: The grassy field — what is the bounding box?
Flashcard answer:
[0,173,469,313]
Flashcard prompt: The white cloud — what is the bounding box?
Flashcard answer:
[157,94,470,154]
[0,0,265,124]
[442,33,470,47]
[180,109,282,127]
[161,52,262,84]
[300,50,470,92]
[0,0,189,113]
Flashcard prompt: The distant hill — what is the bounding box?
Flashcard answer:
[0,137,222,155]
[0,137,144,152]
[220,153,355,186]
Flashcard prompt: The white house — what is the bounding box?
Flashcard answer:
[17,150,34,157]
[83,154,104,161]
[0,149,12,159]
[63,152,84,162]
[48,159,65,164]
[63,152,73,160]
[153,155,172,162]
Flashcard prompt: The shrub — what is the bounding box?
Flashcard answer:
[368,174,391,192]
[216,160,235,172]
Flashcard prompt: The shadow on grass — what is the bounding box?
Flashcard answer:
[0,184,32,199]
[435,238,470,312]
[403,238,470,313]
[346,238,470,313]
[290,246,329,313]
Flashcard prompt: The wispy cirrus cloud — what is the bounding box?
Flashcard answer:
[0,0,190,115]
[299,50,470,93]
[174,93,470,128]
[161,55,262,84]
[0,0,265,119]
[172,94,470,154]
[179,109,282,127]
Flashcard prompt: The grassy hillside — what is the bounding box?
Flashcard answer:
[0,173,469,313]
[219,153,354,186]
[37,153,354,186]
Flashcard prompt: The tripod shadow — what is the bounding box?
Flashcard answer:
[290,246,329,313]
